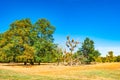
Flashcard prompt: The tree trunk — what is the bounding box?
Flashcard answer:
[13,55,16,62]
[30,62,34,65]
[38,60,41,65]
[57,58,60,66]
[24,62,27,65]
[30,60,34,65]
[70,56,72,66]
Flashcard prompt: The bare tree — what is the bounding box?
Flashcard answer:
[66,36,79,66]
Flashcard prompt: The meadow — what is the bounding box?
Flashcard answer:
[0,63,120,80]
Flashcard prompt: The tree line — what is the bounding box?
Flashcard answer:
[0,18,120,65]
[95,51,120,63]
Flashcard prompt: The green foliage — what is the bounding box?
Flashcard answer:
[116,55,120,62]
[101,57,106,63]
[104,51,118,63]
[54,46,63,65]
[95,57,102,63]
[77,37,101,64]
[32,19,56,63]
[0,18,56,64]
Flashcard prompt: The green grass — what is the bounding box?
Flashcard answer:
[76,69,120,80]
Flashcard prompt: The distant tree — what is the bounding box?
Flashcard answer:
[105,51,115,62]
[101,57,106,63]
[92,50,101,62]
[108,51,114,62]
[116,55,120,62]
[0,33,2,40]
[105,55,109,62]
[78,37,101,64]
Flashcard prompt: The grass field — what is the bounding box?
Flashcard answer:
[0,63,120,80]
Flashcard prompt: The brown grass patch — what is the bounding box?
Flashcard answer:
[0,62,120,80]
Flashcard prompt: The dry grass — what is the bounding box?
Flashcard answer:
[0,62,120,80]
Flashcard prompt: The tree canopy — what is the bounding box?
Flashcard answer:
[77,37,101,63]
[0,18,56,65]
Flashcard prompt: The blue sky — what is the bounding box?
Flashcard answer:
[0,0,120,56]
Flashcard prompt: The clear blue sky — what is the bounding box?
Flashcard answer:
[0,0,120,56]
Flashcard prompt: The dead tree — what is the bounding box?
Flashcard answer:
[66,36,79,66]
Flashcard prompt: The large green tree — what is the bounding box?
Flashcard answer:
[0,18,56,65]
